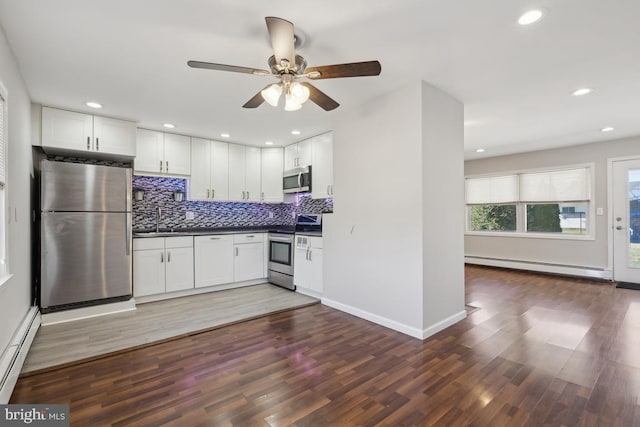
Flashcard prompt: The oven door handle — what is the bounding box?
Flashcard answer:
[269,236,293,242]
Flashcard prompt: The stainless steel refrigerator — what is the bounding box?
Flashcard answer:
[40,160,132,312]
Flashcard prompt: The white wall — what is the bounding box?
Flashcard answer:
[465,136,640,269]
[420,82,465,330]
[0,26,33,358]
[324,82,425,336]
[324,81,465,338]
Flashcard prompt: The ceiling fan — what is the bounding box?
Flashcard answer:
[188,17,381,112]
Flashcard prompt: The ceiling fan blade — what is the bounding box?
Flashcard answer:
[265,17,295,67]
[300,82,339,111]
[305,60,381,79]
[242,85,271,108]
[188,60,271,76]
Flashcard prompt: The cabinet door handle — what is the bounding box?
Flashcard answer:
[167,251,171,263]
[212,189,215,199]
[261,192,264,201]
[235,247,239,256]
[160,160,163,172]
[207,189,210,199]
[87,136,91,150]
[246,191,250,200]
[209,237,221,240]
[160,252,164,263]
[96,137,99,151]
[165,161,169,172]
[309,249,312,261]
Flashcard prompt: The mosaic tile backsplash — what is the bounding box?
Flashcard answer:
[132,176,332,230]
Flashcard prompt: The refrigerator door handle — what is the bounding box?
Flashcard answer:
[125,213,131,256]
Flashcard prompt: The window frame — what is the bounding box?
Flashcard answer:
[465,163,596,240]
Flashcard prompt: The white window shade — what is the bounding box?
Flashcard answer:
[519,168,591,202]
[0,94,4,186]
[465,175,518,204]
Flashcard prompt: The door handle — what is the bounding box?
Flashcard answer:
[160,252,164,263]
[87,136,91,150]
[96,137,99,151]
[298,173,302,188]
[165,161,168,172]
[207,189,210,199]
[246,191,250,200]
[167,251,171,262]
[235,247,239,256]
[212,189,215,199]
[160,160,163,172]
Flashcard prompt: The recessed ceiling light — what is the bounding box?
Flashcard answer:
[291,130,301,135]
[85,101,102,109]
[163,123,176,129]
[572,88,592,96]
[518,9,544,26]
[265,141,274,145]
[601,127,614,132]
[476,148,485,153]
[220,133,230,138]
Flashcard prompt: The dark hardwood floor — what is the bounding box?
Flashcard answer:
[11,265,640,426]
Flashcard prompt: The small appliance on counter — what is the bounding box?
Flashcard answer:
[267,213,322,290]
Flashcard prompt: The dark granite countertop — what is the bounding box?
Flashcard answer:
[295,231,323,237]
[133,225,295,238]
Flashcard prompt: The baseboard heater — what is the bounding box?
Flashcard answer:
[465,256,612,281]
[0,307,40,403]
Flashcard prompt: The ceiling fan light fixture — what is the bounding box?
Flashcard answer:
[261,83,283,106]
[284,93,302,111]
[289,82,310,104]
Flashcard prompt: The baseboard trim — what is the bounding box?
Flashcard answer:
[0,307,40,403]
[465,256,612,280]
[422,310,467,339]
[295,287,323,300]
[321,298,424,339]
[41,299,137,326]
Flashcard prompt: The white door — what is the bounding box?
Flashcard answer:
[234,242,264,281]
[211,141,229,200]
[284,144,299,170]
[93,116,136,157]
[135,129,164,174]
[41,107,93,152]
[194,235,234,287]
[165,246,194,292]
[612,158,640,284]
[189,137,211,200]
[311,133,333,199]
[297,138,313,167]
[228,144,246,201]
[164,133,191,176]
[244,146,262,202]
[133,249,165,297]
[261,147,284,202]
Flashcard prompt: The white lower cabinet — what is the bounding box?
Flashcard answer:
[133,237,194,297]
[294,235,323,294]
[234,234,264,282]
[194,235,234,287]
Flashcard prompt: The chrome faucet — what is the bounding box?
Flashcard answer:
[155,206,162,232]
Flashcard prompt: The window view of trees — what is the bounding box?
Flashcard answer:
[469,204,516,231]
[526,204,561,232]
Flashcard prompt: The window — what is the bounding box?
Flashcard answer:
[466,166,593,238]
[0,90,7,278]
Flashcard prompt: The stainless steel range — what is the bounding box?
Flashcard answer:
[268,213,322,290]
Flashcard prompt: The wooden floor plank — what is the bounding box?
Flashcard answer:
[11,265,640,426]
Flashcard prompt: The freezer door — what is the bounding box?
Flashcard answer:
[41,212,132,309]
[41,160,132,212]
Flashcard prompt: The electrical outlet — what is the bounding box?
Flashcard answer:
[268,212,274,219]
[186,211,195,220]
[596,207,604,216]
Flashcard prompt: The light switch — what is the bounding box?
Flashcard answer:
[186,211,195,220]
[596,207,604,216]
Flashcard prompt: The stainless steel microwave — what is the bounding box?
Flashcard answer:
[283,166,312,193]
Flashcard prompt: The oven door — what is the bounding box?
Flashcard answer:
[269,236,294,275]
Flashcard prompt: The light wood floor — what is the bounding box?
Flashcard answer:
[22,284,318,374]
[13,266,640,425]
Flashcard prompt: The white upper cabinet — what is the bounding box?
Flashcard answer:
[229,144,261,202]
[189,138,229,201]
[135,129,191,176]
[261,147,284,203]
[284,139,312,170]
[42,107,136,157]
[311,132,334,199]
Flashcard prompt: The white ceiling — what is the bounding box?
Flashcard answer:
[0,0,638,159]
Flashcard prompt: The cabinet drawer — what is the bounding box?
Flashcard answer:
[165,236,193,249]
[133,237,164,251]
[233,233,265,244]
